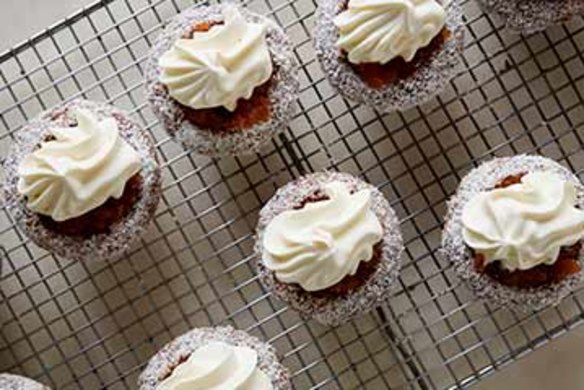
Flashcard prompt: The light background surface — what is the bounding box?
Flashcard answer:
[1,0,584,389]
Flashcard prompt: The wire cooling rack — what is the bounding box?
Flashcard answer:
[1,0,584,388]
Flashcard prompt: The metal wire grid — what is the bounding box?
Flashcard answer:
[0,0,584,388]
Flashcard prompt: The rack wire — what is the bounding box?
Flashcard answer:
[1,0,584,388]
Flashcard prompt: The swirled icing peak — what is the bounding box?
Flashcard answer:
[17,109,142,222]
[263,181,383,291]
[158,6,273,112]
[462,171,584,271]
[334,0,446,64]
[156,341,272,390]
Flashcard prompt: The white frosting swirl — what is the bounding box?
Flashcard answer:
[462,171,584,271]
[263,181,383,291]
[158,6,273,112]
[334,0,447,64]
[17,109,142,222]
[156,341,272,390]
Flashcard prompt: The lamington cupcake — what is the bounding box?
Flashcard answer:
[138,326,290,389]
[145,4,299,156]
[0,374,50,390]
[255,172,404,326]
[3,100,162,262]
[479,0,584,34]
[442,155,584,311]
[315,0,464,112]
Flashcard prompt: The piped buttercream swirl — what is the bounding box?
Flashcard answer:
[158,6,273,112]
[263,181,383,291]
[156,341,272,390]
[462,171,584,271]
[17,109,142,222]
[334,0,447,64]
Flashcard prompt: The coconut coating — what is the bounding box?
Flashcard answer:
[314,0,464,112]
[138,326,291,389]
[2,99,162,262]
[442,155,584,311]
[0,374,50,390]
[255,172,404,326]
[479,0,584,35]
[145,4,299,157]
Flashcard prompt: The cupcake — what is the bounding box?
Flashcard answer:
[315,0,464,112]
[3,100,162,262]
[0,374,50,390]
[479,0,584,34]
[138,326,290,389]
[442,155,584,311]
[255,172,404,326]
[145,4,299,157]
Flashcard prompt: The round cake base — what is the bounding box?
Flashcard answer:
[442,155,584,311]
[479,0,584,35]
[145,4,299,157]
[314,0,464,112]
[138,326,291,389]
[255,172,404,326]
[0,374,50,390]
[3,99,162,262]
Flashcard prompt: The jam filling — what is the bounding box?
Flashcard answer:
[160,354,190,381]
[34,108,143,237]
[338,2,451,89]
[281,190,383,298]
[471,173,582,288]
[39,174,142,237]
[167,21,273,134]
